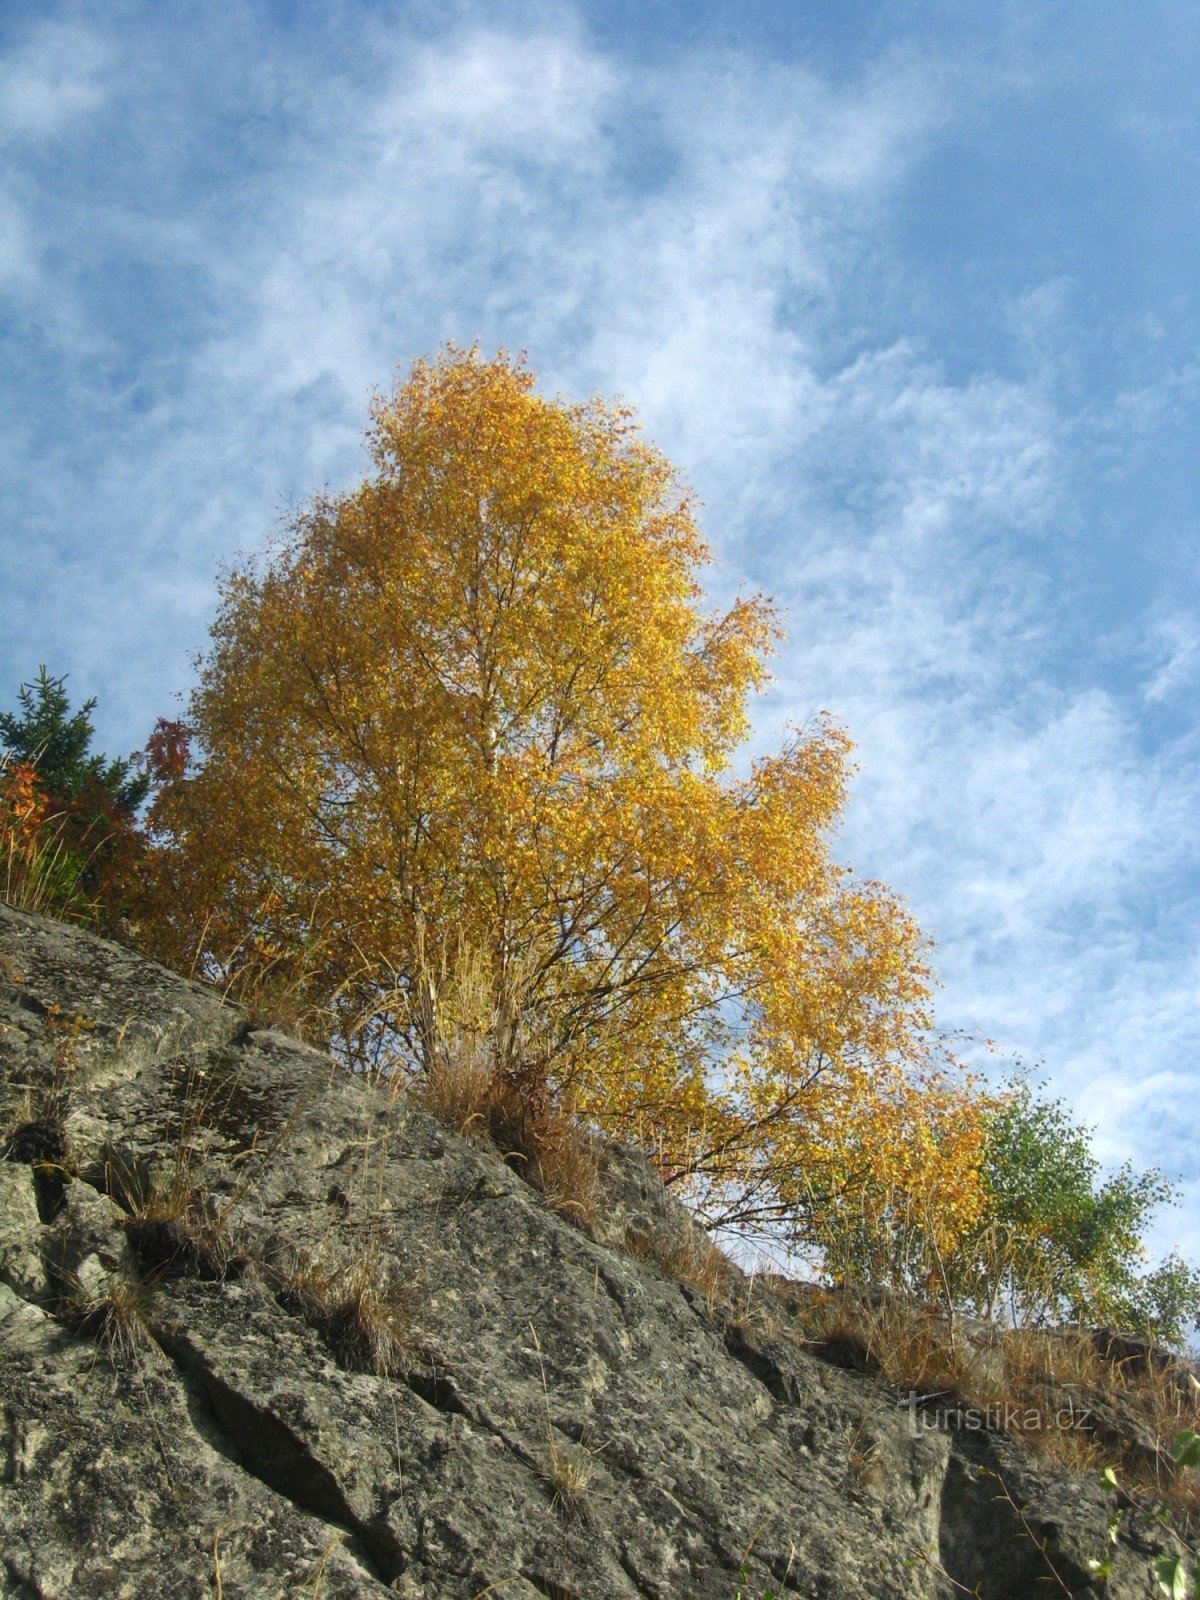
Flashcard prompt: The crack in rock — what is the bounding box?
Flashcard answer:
[401,1366,469,1417]
[522,1572,584,1600]
[151,1322,406,1587]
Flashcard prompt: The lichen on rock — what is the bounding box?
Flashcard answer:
[0,903,1192,1598]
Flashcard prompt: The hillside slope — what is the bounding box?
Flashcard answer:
[0,904,1189,1598]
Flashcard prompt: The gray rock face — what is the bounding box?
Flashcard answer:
[0,903,1191,1598]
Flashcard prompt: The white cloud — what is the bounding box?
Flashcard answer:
[2,5,1199,1266]
[0,20,111,142]
[0,185,37,289]
[1143,610,1200,704]
[372,25,618,160]
[0,20,111,301]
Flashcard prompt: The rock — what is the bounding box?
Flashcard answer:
[0,1163,46,1304]
[0,903,1192,1598]
[41,1181,128,1302]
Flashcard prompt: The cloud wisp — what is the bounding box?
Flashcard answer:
[1,3,1197,1255]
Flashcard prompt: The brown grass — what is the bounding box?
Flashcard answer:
[790,1289,976,1394]
[526,1320,597,1521]
[3,1022,86,1219]
[418,1042,604,1231]
[60,1269,154,1363]
[541,1430,596,1521]
[1165,1465,1200,1533]
[226,961,333,1047]
[100,1046,295,1283]
[4,1018,81,1160]
[404,932,607,1225]
[983,1326,1200,1514]
[124,1207,234,1281]
[773,1280,1200,1528]
[626,1218,738,1314]
[527,1111,603,1232]
[421,1037,498,1140]
[277,1246,417,1377]
[866,1303,976,1396]
[990,1328,1110,1474]
[114,1154,238,1282]
[421,1052,539,1168]
[160,889,347,1049]
[3,1109,69,1170]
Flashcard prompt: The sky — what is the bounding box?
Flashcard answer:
[2,1,1198,1262]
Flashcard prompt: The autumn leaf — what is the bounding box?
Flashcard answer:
[139,344,986,1243]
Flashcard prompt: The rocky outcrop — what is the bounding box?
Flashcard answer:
[0,903,1192,1598]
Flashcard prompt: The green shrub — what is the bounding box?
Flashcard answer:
[970,1071,1200,1344]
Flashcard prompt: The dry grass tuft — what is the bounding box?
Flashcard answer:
[773,1279,1200,1529]
[421,1039,497,1141]
[788,1290,977,1397]
[117,1160,238,1282]
[278,1247,417,1378]
[228,962,333,1047]
[986,1325,1200,1495]
[418,1041,605,1231]
[626,1219,738,1314]
[3,1026,84,1219]
[100,1049,282,1283]
[784,1291,878,1373]
[163,891,345,1048]
[868,1302,977,1398]
[1165,1461,1200,1533]
[527,1320,598,1521]
[324,1259,415,1377]
[125,1209,234,1282]
[60,1270,155,1363]
[405,934,605,1226]
[527,1112,604,1232]
[541,1430,596,1521]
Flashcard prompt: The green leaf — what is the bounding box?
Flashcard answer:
[1152,1554,1190,1600]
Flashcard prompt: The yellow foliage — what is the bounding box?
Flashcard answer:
[142,345,986,1239]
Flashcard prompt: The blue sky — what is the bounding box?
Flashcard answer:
[2,1,1198,1260]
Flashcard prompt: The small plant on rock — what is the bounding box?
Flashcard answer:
[118,1164,236,1282]
[625,1216,736,1315]
[533,1112,604,1234]
[2,1015,87,1219]
[527,1322,598,1522]
[542,1430,595,1522]
[277,1245,417,1378]
[324,1256,415,1377]
[59,1269,154,1365]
